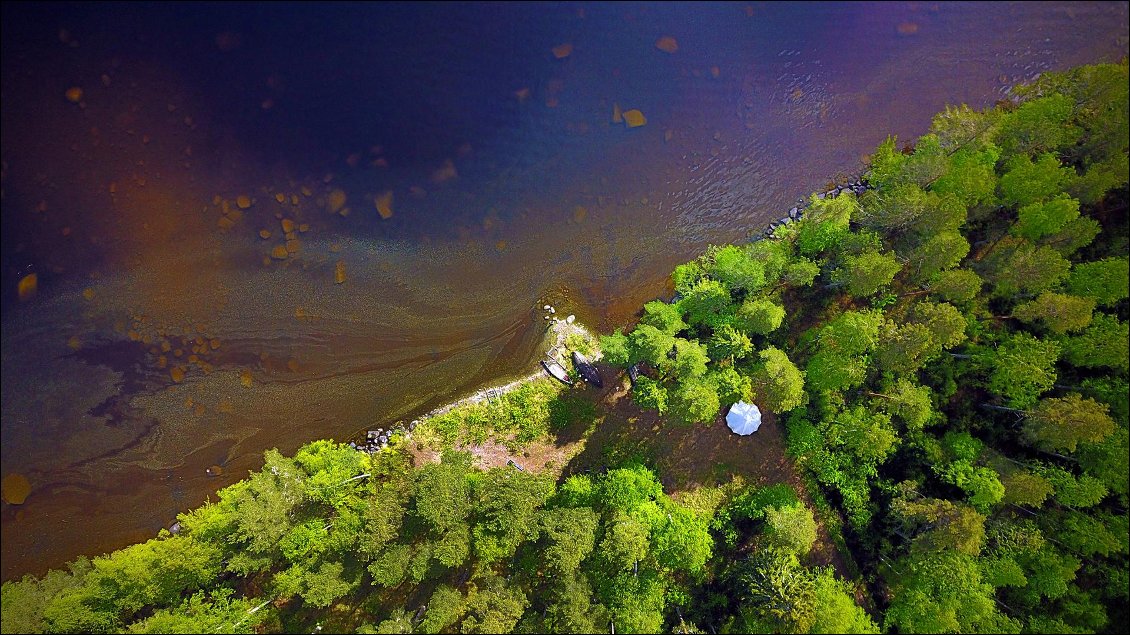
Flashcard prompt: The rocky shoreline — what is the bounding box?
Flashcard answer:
[755,177,871,240]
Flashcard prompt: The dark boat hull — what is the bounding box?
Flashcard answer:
[571,351,604,388]
[541,360,572,385]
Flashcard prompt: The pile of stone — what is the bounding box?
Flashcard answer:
[349,419,421,453]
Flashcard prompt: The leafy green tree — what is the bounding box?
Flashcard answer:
[929,268,983,303]
[712,366,752,405]
[1040,466,1108,508]
[751,347,806,412]
[810,569,880,634]
[998,153,1075,208]
[1042,216,1102,257]
[930,103,1001,152]
[1013,292,1095,334]
[628,325,675,369]
[836,250,901,298]
[1076,427,1130,499]
[874,321,936,375]
[996,93,1079,158]
[912,301,968,349]
[471,469,553,564]
[885,551,1016,634]
[542,574,609,634]
[706,245,766,294]
[599,513,651,571]
[735,297,785,335]
[678,279,733,327]
[857,184,965,241]
[1013,195,1081,241]
[539,507,599,574]
[599,330,631,367]
[1000,470,1055,507]
[987,333,1060,408]
[709,324,754,362]
[827,405,898,465]
[818,310,883,355]
[631,376,668,414]
[1067,257,1130,306]
[737,548,816,634]
[764,503,818,555]
[910,230,970,281]
[783,257,821,287]
[418,585,464,634]
[985,238,1072,298]
[599,466,662,513]
[797,193,854,256]
[672,260,706,295]
[805,351,867,394]
[1023,394,1116,453]
[639,300,686,335]
[870,378,934,430]
[1060,313,1129,371]
[672,338,710,378]
[124,590,262,634]
[635,501,713,573]
[933,145,1001,208]
[669,377,721,424]
[461,575,528,634]
[413,452,473,535]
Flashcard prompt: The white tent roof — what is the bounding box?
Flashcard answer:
[726,401,762,435]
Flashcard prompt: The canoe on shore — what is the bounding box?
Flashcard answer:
[541,359,572,385]
[572,351,604,388]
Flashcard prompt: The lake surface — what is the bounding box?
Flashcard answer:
[2,1,1127,580]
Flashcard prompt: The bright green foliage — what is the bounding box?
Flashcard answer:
[985,238,1072,298]
[640,300,686,335]
[124,590,262,634]
[987,333,1060,408]
[827,405,898,465]
[669,376,721,424]
[1001,470,1055,507]
[1076,427,1130,499]
[998,153,1075,208]
[997,93,1079,157]
[891,487,986,555]
[1023,394,1116,453]
[797,193,854,256]
[911,301,968,349]
[1013,195,1081,241]
[783,257,821,287]
[764,503,818,555]
[1056,511,1129,557]
[836,250,901,297]
[910,230,969,281]
[1040,466,1108,508]
[857,184,966,242]
[941,461,1006,512]
[885,551,1013,634]
[751,347,806,412]
[874,322,936,375]
[599,513,650,571]
[1067,257,1130,306]
[418,585,464,634]
[413,453,473,534]
[1013,292,1095,334]
[712,366,752,405]
[932,145,1000,207]
[1061,314,1130,371]
[631,376,668,414]
[810,569,880,634]
[599,465,663,513]
[628,324,675,368]
[737,548,817,633]
[866,134,949,190]
[707,325,752,362]
[872,378,934,430]
[735,297,785,335]
[539,507,599,574]
[678,279,733,327]
[706,244,766,294]
[1042,215,1102,256]
[672,338,710,377]
[930,103,1001,151]
[929,268,983,303]
[599,329,631,367]
[819,310,884,355]
[636,501,713,573]
[672,260,706,295]
[805,350,867,393]
[458,573,528,632]
[471,470,554,564]
[865,135,909,190]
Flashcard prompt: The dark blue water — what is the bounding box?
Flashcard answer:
[2,1,1127,579]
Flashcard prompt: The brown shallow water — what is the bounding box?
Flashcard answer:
[2,1,1127,580]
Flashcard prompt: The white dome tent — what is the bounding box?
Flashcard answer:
[726,401,762,435]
